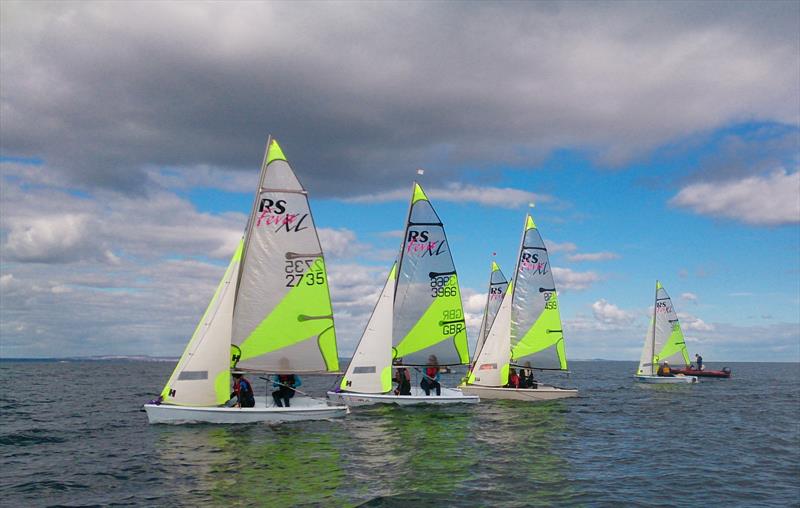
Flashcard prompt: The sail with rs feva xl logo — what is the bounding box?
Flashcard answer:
[340,182,469,393]
[159,138,339,406]
[467,214,568,387]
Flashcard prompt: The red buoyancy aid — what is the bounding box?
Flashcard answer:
[426,367,438,379]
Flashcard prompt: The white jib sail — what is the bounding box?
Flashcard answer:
[469,283,513,387]
[637,318,656,376]
[339,264,397,393]
[161,238,243,406]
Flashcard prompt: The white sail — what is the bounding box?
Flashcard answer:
[231,140,338,373]
[338,264,397,394]
[637,318,657,375]
[468,283,513,387]
[473,261,508,366]
[160,239,243,406]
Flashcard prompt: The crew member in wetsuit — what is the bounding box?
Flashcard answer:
[695,354,704,371]
[506,368,521,388]
[232,373,255,408]
[393,358,411,395]
[272,374,301,407]
[420,355,441,396]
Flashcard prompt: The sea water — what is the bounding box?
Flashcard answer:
[1,360,798,506]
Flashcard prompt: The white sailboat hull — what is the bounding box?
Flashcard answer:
[326,386,479,406]
[459,384,578,401]
[144,396,348,424]
[634,374,698,384]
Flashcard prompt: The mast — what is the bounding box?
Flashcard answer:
[651,280,658,375]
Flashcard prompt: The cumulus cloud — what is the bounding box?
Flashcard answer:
[681,292,698,303]
[552,267,601,291]
[1,2,797,195]
[545,241,577,253]
[670,169,800,225]
[591,299,635,326]
[345,183,555,209]
[567,251,619,262]
[677,312,715,332]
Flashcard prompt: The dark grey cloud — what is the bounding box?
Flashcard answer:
[1,1,798,196]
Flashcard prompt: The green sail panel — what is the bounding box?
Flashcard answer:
[652,282,691,367]
[161,238,244,406]
[392,183,469,366]
[472,261,508,366]
[509,214,568,370]
[232,140,338,373]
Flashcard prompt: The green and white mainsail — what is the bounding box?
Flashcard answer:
[393,182,469,366]
[159,138,339,406]
[509,215,567,371]
[637,281,691,375]
[160,239,244,406]
[232,139,338,373]
[472,261,508,366]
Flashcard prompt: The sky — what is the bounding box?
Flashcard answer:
[1,1,798,362]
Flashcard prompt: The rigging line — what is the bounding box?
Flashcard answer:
[258,377,328,404]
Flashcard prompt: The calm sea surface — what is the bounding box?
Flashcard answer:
[0,360,798,507]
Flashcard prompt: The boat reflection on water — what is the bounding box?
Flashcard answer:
[152,399,575,505]
[469,400,576,505]
[155,424,343,506]
[340,404,473,504]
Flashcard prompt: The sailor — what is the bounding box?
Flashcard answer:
[420,355,441,396]
[506,368,521,388]
[657,361,672,376]
[272,373,301,407]
[695,353,704,371]
[393,358,411,395]
[232,373,255,408]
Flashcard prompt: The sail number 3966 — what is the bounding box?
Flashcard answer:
[430,275,456,297]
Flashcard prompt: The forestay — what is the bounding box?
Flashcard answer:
[473,261,508,366]
[338,264,397,393]
[160,239,244,406]
[510,215,567,370]
[637,281,690,375]
[392,183,469,366]
[231,140,339,373]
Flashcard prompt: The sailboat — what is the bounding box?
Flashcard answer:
[460,214,578,401]
[327,182,479,406]
[634,281,698,384]
[144,138,348,423]
[469,260,508,372]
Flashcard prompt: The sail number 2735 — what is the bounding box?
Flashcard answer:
[285,259,325,287]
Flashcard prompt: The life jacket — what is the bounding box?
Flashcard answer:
[278,374,295,386]
[662,366,671,375]
[426,367,438,379]
[236,378,253,396]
